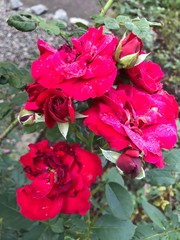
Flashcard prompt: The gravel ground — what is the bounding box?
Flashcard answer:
[0,0,99,67]
[0,4,64,67]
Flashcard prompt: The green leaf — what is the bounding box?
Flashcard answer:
[133,18,150,38]
[104,17,120,30]
[105,183,134,219]
[133,221,180,240]
[100,148,120,164]
[145,168,175,186]
[50,19,68,29]
[22,224,47,240]
[50,218,64,233]
[93,214,136,240]
[12,91,28,106]
[92,15,105,25]
[119,52,139,68]
[135,53,150,66]
[39,21,61,35]
[64,237,75,240]
[0,194,34,229]
[0,62,33,89]
[0,102,12,120]
[142,199,167,230]
[7,13,37,32]
[145,149,180,186]
[163,149,180,172]
[116,15,131,24]
[57,122,69,139]
[106,167,124,186]
[132,223,159,240]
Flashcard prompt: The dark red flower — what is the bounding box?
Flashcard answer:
[16,140,102,220]
[116,149,142,179]
[84,84,178,168]
[25,82,75,128]
[31,27,118,101]
[126,61,164,93]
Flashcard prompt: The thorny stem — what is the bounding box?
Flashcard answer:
[0,118,19,144]
[99,0,114,17]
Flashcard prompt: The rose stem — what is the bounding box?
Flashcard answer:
[99,0,114,17]
[0,118,18,145]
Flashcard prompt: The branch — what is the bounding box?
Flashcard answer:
[0,118,19,144]
[99,0,114,17]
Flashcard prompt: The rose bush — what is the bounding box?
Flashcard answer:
[31,27,118,101]
[16,140,102,220]
[84,84,178,168]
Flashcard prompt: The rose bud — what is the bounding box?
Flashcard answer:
[115,32,143,69]
[18,109,35,125]
[116,149,142,179]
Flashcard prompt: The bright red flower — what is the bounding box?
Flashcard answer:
[84,84,178,168]
[16,140,102,220]
[126,61,164,93]
[31,27,118,101]
[25,82,75,128]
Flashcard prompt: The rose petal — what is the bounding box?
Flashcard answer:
[16,187,63,220]
[61,187,90,216]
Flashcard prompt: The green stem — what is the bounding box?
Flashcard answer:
[84,211,91,240]
[87,131,94,152]
[69,124,88,145]
[99,0,114,17]
[0,118,18,144]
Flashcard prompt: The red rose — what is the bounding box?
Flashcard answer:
[116,149,142,179]
[32,27,118,101]
[126,61,164,93]
[115,33,143,68]
[16,140,102,220]
[25,82,45,111]
[25,82,75,128]
[120,33,142,59]
[84,84,178,168]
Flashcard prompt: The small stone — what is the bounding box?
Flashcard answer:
[30,4,48,15]
[69,17,90,26]
[10,0,23,10]
[53,9,68,22]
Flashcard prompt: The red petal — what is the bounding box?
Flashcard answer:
[59,69,117,101]
[144,152,165,168]
[37,39,56,55]
[72,145,102,186]
[61,187,91,215]
[16,187,63,220]
[84,104,130,150]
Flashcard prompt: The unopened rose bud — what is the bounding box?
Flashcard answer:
[18,109,35,125]
[116,149,142,179]
[115,32,142,69]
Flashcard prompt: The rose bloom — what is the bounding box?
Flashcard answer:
[119,32,142,59]
[25,82,75,128]
[16,140,102,220]
[84,84,178,168]
[31,27,118,101]
[126,61,164,93]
